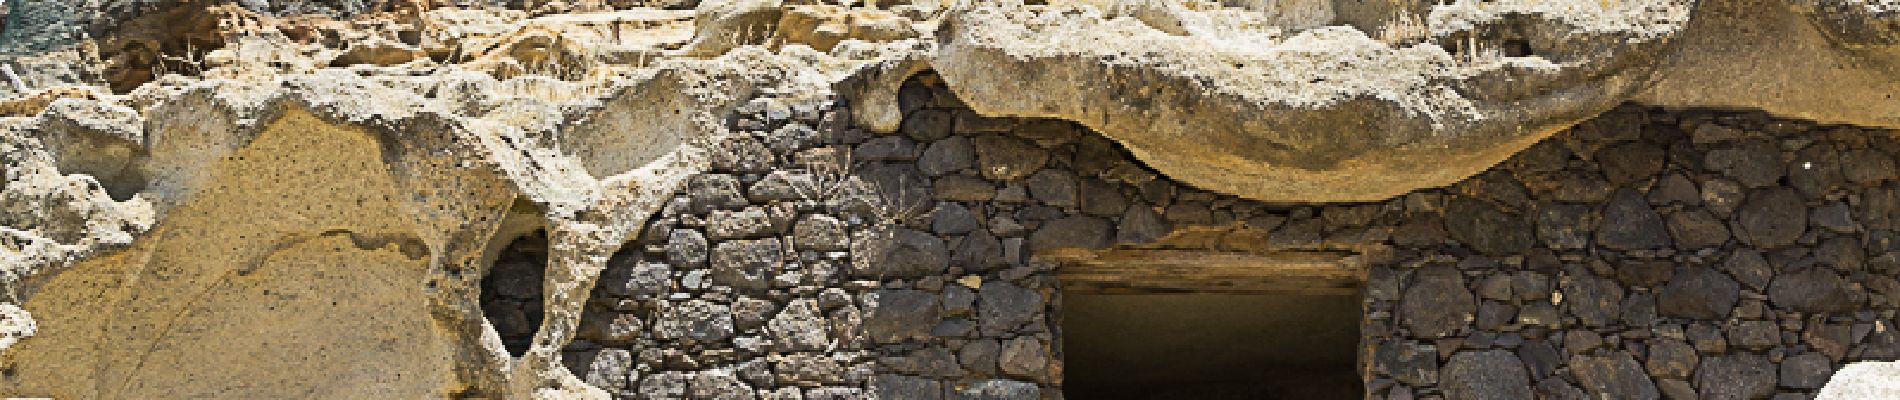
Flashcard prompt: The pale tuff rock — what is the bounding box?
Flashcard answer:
[0,0,1897,399]
[1819,361,1900,400]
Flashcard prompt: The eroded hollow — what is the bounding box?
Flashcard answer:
[480,229,550,357]
[1061,292,1365,399]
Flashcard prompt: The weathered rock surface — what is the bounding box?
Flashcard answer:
[3,0,1900,399]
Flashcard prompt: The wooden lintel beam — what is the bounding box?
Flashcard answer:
[1038,249,1368,295]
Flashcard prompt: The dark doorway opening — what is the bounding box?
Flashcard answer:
[1060,292,1364,399]
[480,229,549,357]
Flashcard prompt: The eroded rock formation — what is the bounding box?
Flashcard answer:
[0,0,1897,398]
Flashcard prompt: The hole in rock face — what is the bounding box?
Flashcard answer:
[1062,292,1365,399]
[1501,38,1534,57]
[480,229,550,357]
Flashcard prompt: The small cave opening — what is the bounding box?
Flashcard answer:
[1060,292,1365,399]
[479,229,549,358]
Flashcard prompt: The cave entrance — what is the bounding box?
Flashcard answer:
[1050,249,1367,399]
[480,229,550,357]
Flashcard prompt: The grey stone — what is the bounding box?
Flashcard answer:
[861,289,941,343]
[1564,266,1626,327]
[712,136,776,173]
[737,359,776,388]
[934,174,997,202]
[712,238,781,290]
[803,387,865,400]
[639,371,691,399]
[1374,340,1440,386]
[1727,320,1778,350]
[829,305,863,349]
[689,174,750,212]
[1658,378,1696,400]
[1768,267,1863,313]
[1598,188,1674,250]
[972,135,1047,181]
[581,348,634,391]
[1842,149,1897,185]
[1810,202,1858,233]
[851,227,949,278]
[1659,267,1740,319]
[708,204,795,240]
[1478,274,1515,300]
[577,310,643,344]
[1442,350,1534,400]
[1704,139,1784,188]
[1646,338,1698,379]
[951,229,1006,271]
[1650,173,1704,205]
[932,318,976,338]
[654,300,735,341]
[1687,323,1729,353]
[903,109,955,141]
[1598,142,1666,185]
[1617,260,1677,287]
[1623,292,1659,327]
[1535,203,1597,250]
[768,299,829,352]
[1401,266,1475,338]
[883,347,960,378]
[1864,186,1900,230]
[932,202,982,235]
[871,374,943,400]
[762,388,804,400]
[1667,209,1731,250]
[1789,144,1845,198]
[691,369,758,400]
[1514,271,1555,302]
[600,260,672,297]
[1776,352,1829,389]
[1565,330,1604,355]
[1569,351,1660,400]
[1446,197,1536,255]
[950,379,1041,400]
[793,214,849,251]
[1519,340,1562,379]
[1538,378,1590,400]
[1721,249,1774,291]
[764,122,820,152]
[998,336,1048,379]
[1477,301,1517,330]
[1690,124,1748,144]
[1116,204,1169,245]
[1079,179,1129,216]
[943,286,976,315]
[978,282,1044,336]
[1166,202,1216,226]
[1695,353,1776,400]
[669,229,710,267]
[748,171,807,203]
[1734,188,1808,248]
[960,339,1001,375]
[919,136,975,176]
[1269,217,1324,247]
[1028,216,1112,253]
[1702,178,1748,217]
[856,136,917,161]
[1024,169,1078,207]
[1815,236,1865,271]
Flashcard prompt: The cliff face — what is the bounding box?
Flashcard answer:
[0,0,1897,398]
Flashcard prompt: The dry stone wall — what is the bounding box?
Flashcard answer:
[1356,106,1900,400]
[479,74,1900,399]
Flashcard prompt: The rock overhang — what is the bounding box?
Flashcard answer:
[1,0,1899,397]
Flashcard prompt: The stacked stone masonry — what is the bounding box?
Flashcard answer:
[469,74,1900,399]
